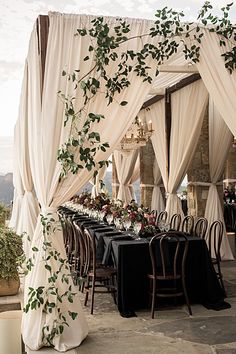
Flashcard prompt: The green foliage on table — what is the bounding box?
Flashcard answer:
[0,227,24,280]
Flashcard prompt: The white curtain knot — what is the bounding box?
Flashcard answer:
[41,206,58,215]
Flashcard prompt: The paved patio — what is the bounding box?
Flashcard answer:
[1,261,236,354]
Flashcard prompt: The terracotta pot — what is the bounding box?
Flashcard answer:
[0,277,20,296]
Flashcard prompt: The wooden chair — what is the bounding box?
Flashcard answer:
[170,214,181,231]
[193,217,208,238]
[148,231,192,318]
[208,220,226,295]
[181,215,194,234]
[83,229,117,314]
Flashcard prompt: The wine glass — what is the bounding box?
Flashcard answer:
[106,214,113,225]
[123,219,131,231]
[159,221,165,232]
[133,222,142,239]
[164,223,170,232]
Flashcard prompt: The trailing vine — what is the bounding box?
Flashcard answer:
[23,214,78,347]
[57,2,236,178]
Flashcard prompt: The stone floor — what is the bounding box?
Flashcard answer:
[1,262,236,354]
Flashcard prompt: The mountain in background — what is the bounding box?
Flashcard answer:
[0,173,13,205]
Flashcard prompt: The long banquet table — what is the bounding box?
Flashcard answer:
[61,208,229,317]
[85,223,228,317]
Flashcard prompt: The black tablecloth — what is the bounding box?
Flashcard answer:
[64,211,229,317]
[108,236,227,317]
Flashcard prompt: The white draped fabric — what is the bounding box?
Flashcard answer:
[197,30,236,136]
[114,149,139,203]
[166,80,208,218]
[129,153,140,201]
[90,164,107,198]
[13,64,39,255]
[151,160,165,212]
[22,13,158,351]
[204,98,233,260]
[9,123,24,233]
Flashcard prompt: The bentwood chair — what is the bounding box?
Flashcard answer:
[83,229,117,314]
[148,231,192,318]
[193,217,208,238]
[181,215,194,234]
[170,214,181,231]
[208,220,226,295]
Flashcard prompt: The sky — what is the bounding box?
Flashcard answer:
[1,0,236,138]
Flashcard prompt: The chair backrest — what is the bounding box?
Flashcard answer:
[194,217,208,238]
[149,231,189,279]
[73,221,87,276]
[208,220,224,261]
[181,215,194,234]
[156,211,168,224]
[83,229,96,275]
[170,214,181,231]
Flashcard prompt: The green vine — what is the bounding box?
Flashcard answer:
[57,2,236,178]
[23,214,78,347]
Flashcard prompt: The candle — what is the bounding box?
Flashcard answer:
[148,120,152,131]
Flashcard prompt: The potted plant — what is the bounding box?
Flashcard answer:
[0,227,24,296]
[0,202,10,227]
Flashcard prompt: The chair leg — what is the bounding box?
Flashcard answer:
[182,277,192,316]
[151,279,156,319]
[91,276,95,315]
[216,261,226,296]
[84,277,89,306]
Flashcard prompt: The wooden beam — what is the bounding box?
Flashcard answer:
[143,73,201,110]
[141,94,164,109]
[38,15,50,89]
[158,65,198,73]
[166,73,201,95]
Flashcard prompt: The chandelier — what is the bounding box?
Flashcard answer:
[118,117,153,152]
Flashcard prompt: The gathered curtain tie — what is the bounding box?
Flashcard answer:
[41,206,58,215]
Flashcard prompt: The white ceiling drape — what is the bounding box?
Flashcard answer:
[114,149,139,203]
[22,13,158,351]
[196,30,236,136]
[166,80,208,219]
[204,98,234,260]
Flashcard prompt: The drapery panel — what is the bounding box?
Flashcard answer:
[114,149,139,203]
[197,30,236,136]
[129,153,140,201]
[13,63,39,255]
[22,12,159,351]
[166,80,208,219]
[151,159,165,212]
[9,123,24,233]
[204,98,233,260]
